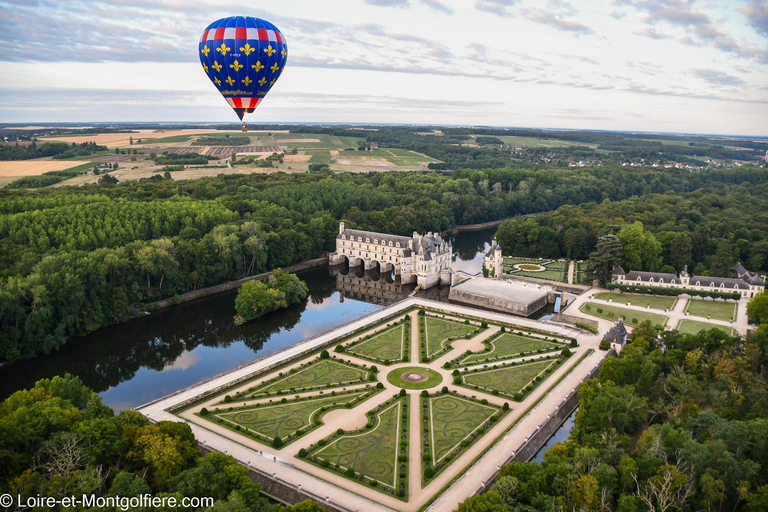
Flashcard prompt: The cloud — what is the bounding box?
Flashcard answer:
[364,0,410,7]
[474,0,518,17]
[740,0,768,37]
[614,0,768,63]
[690,68,745,87]
[420,0,453,15]
[522,8,594,35]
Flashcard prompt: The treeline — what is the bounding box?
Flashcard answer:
[458,311,768,512]
[152,152,217,165]
[495,181,768,275]
[0,141,107,161]
[1,166,767,361]
[0,374,321,512]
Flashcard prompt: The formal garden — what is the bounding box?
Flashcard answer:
[180,304,586,504]
[503,257,568,282]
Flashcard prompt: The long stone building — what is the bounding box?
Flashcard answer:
[329,222,452,288]
[613,263,765,299]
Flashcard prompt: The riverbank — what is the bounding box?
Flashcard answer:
[145,257,329,311]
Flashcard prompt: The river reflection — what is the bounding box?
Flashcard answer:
[0,228,497,410]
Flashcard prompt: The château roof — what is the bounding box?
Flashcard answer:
[626,271,679,284]
[339,228,410,246]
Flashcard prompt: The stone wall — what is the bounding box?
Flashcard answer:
[551,313,599,329]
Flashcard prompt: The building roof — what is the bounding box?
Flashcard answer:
[614,266,626,275]
[603,319,628,345]
[339,228,410,246]
[734,262,748,277]
[626,271,679,284]
[680,265,689,278]
[486,242,500,258]
[690,276,749,290]
[748,274,765,286]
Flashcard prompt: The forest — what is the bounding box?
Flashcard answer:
[0,141,107,161]
[0,374,323,512]
[457,297,768,512]
[494,181,768,276]
[1,166,767,361]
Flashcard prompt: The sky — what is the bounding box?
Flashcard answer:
[0,0,767,135]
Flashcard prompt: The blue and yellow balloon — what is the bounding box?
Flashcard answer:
[199,16,287,131]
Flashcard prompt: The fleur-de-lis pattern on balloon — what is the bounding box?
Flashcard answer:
[199,16,287,120]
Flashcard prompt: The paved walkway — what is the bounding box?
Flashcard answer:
[567,261,575,285]
[138,298,609,512]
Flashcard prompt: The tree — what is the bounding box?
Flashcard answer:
[747,293,768,325]
[456,491,509,512]
[234,281,285,323]
[491,476,519,507]
[585,234,624,286]
[668,233,692,271]
[617,221,662,271]
[709,239,736,277]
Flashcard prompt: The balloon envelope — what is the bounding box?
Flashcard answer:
[199,16,287,121]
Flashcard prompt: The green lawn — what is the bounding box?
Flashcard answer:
[462,359,557,398]
[387,367,443,390]
[426,394,498,466]
[676,319,733,336]
[580,303,667,327]
[214,391,368,444]
[503,258,541,266]
[346,323,407,363]
[513,270,564,281]
[594,292,677,311]
[423,316,479,360]
[481,135,597,149]
[313,399,404,489]
[460,333,563,366]
[685,299,736,321]
[245,359,369,397]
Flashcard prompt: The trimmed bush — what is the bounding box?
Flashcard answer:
[320,350,330,359]
[298,448,306,458]
[599,339,611,350]
[272,436,283,448]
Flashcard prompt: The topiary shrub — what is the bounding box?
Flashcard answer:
[223,395,232,403]
[421,390,428,397]
[376,382,384,389]
[400,389,407,397]
[320,350,330,359]
[200,407,209,416]
[272,436,283,448]
[335,344,345,353]
[298,448,306,458]
[346,467,355,477]
[424,466,434,478]
[599,340,611,350]
[441,386,449,394]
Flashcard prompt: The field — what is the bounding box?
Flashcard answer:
[685,299,736,321]
[594,292,677,311]
[213,391,369,444]
[462,358,558,398]
[459,333,563,366]
[41,129,219,148]
[312,399,404,489]
[244,359,369,398]
[676,319,733,335]
[346,322,407,363]
[0,160,90,177]
[473,135,598,148]
[425,394,498,466]
[581,303,668,327]
[422,316,479,360]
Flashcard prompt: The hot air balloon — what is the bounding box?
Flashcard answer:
[199,16,287,131]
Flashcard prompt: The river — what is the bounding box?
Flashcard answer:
[0,228,500,410]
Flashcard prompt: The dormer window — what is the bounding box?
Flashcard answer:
[659,279,663,283]
[396,243,400,248]
[374,239,378,244]
[637,277,641,281]
[389,241,393,246]
[342,235,346,240]
[366,238,370,243]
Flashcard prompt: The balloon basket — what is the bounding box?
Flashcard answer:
[241,122,248,133]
